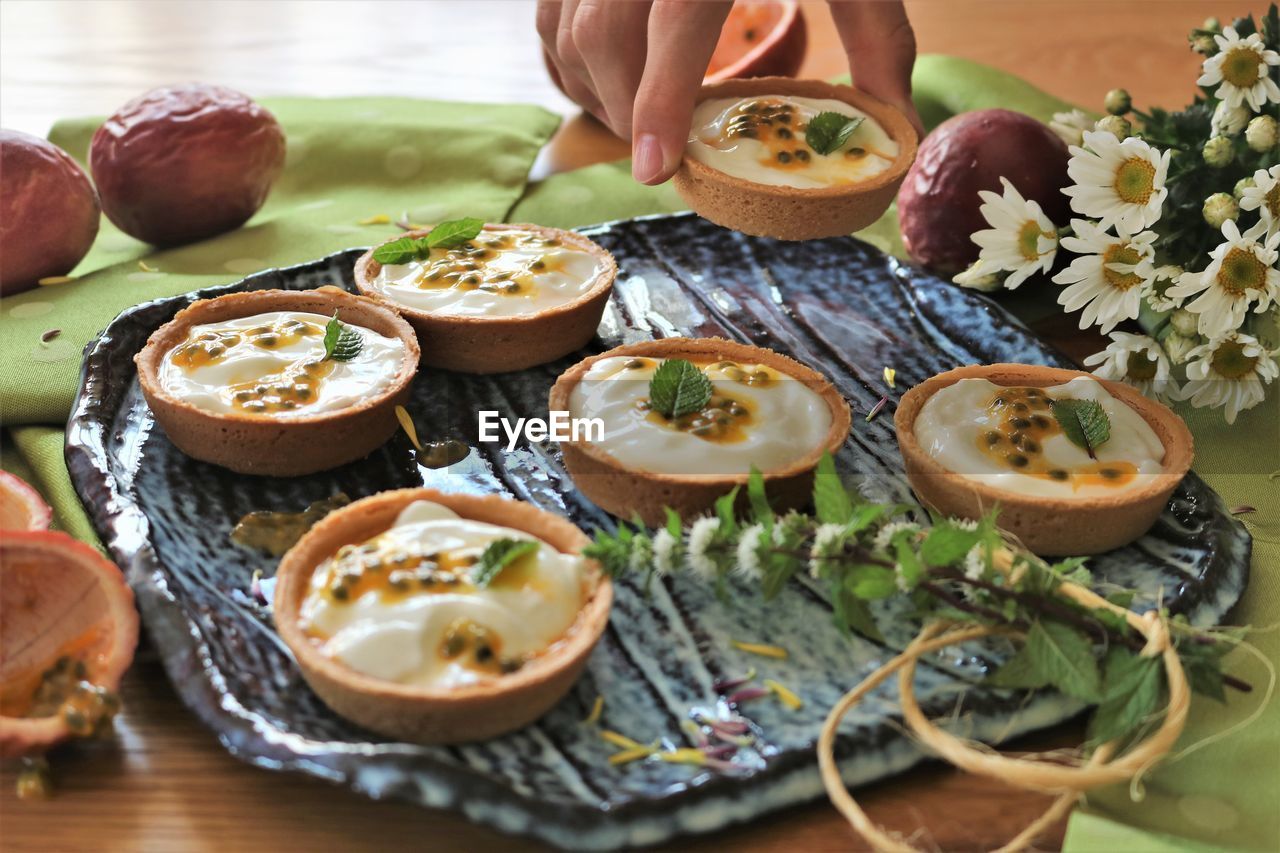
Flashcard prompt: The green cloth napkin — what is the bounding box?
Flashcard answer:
[1,55,1275,852]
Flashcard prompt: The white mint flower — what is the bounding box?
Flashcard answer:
[734,523,766,580]
[628,535,654,576]
[1212,100,1250,137]
[1240,165,1280,237]
[809,523,846,579]
[1049,109,1091,147]
[963,545,988,581]
[1179,331,1279,424]
[872,521,920,554]
[1197,26,1280,111]
[951,518,979,532]
[1167,219,1280,336]
[1083,331,1176,402]
[1144,264,1185,312]
[959,177,1059,290]
[652,529,677,576]
[1053,219,1157,333]
[1064,130,1171,232]
[685,517,720,579]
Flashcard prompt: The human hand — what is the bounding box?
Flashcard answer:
[538,0,921,186]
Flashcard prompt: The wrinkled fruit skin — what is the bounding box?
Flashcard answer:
[0,130,100,295]
[897,109,1071,277]
[90,83,286,247]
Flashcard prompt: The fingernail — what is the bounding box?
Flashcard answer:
[633,133,664,184]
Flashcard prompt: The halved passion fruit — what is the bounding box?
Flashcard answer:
[705,0,807,83]
[0,472,53,531]
[0,531,139,757]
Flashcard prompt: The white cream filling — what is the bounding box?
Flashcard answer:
[300,500,586,689]
[369,229,603,318]
[158,310,405,417]
[914,377,1166,499]
[567,356,833,477]
[686,95,899,189]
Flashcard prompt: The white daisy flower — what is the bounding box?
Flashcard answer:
[1179,331,1279,424]
[734,523,767,580]
[1053,219,1157,333]
[1049,109,1092,148]
[872,521,920,554]
[1197,25,1280,111]
[1211,100,1250,137]
[686,517,720,580]
[957,177,1059,290]
[1162,331,1200,366]
[1144,264,1185,312]
[1166,219,1280,337]
[1083,331,1177,402]
[952,263,1003,293]
[1240,165,1280,238]
[1063,130,1171,233]
[808,523,846,579]
[652,529,678,576]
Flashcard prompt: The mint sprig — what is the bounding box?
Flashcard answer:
[1051,398,1111,460]
[473,538,539,588]
[371,217,486,264]
[322,312,363,362]
[805,111,865,155]
[649,359,713,419]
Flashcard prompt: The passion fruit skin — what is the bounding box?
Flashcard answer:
[0,130,100,296]
[897,109,1071,277]
[90,83,286,247]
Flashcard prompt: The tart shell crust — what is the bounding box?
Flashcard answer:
[673,77,919,241]
[894,363,1195,556]
[273,488,612,745]
[135,288,420,477]
[549,337,852,526]
[353,223,617,374]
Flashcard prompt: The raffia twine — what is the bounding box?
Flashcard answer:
[817,550,1189,853]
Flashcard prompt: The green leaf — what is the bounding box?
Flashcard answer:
[813,453,853,525]
[920,522,981,566]
[986,645,1051,690]
[649,359,713,419]
[804,111,865,155]
[371,235,431,265]
[473,538,538,587]
[848,565,898,600]
[895,540,923,590]
[425,217,486,249]
[714,487,740,536]
[747,465,774,530]
[1089,647,1163,743]
[1027,620,1102,702]
[322,312,364,362]
[1051,398,1111,459]
[831,576,882,641]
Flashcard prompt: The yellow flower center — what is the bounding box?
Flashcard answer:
[1266,183,1280,219]
[1113,157,1156,204]
[1210,339,1259,379]
[1016,220,1048,262]
[1102,244,1144,291]
[1126,349,1160,382]
[1221,47,1262,88]
[1217,247,1266,295]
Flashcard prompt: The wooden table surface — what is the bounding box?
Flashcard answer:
[0,2,1239,850]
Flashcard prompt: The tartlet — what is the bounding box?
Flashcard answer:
[673,77,918,241]
[135,288,420,476]
[895,363,1194,556]
[272,488,612,744]
[549,337,852,526]
[354,223,617,374]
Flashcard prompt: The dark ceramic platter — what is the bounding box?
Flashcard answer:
[66,213,1249,849]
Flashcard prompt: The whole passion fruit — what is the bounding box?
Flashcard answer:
[897,109,1071,277]
[0,130,100,296]
[90,83,286,247]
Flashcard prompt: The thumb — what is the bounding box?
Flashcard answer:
[828,0,923,135]
[631,0,734,185]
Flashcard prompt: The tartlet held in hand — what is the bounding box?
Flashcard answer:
[674,77,918,241]
[895,363,1194,556]
[272,488,612,744]
[549,337,851,526]
[135,287,419,476]
[354,222,616,373]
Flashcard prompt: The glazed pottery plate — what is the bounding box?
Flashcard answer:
[67,213,1250,849]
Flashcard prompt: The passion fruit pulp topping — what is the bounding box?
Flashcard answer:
[2,654,121,743]
[413,231,563,297]
[633,358,777,443]
[979,386,1138,488]
[716,99,889,175]
[439,618,525,677]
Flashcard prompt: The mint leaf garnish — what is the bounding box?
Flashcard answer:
[804,111,865,155]
[371,217,487,264]
[323,312,363,362]
[649,358,713,419]
[1051,398,1111,460]
[473,538,538,588]
[1089,647,1162,743]
[1026,620,1102,702]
